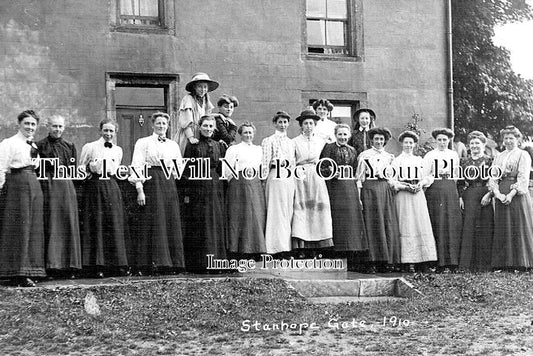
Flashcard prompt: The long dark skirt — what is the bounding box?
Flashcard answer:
[361,179,400,263]
[425,179,462,266]
[131,169,184,268]
[0,171,46,277]
[41,176,82,270]
[182,168,226,271]
[459,185,494,271]
[492,179,533,268]
[81,176,128,267]
[326,179,367,252]
[227,173,266,254]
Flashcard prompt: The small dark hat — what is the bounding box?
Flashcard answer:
[431,128,454,139]
[353,108,376,120]
[398,130,419,143]
[467,130,487,144]
[272,111,291,122]
[185,72,219,93]
[368,127,392,141]
[295,109,320,123]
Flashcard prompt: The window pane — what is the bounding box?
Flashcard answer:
[120,0,134,15]
[306,0,326,17]
[326,21,345,46]
[327,0,347,19]
[307,20,326,45]
[139,0,159,17]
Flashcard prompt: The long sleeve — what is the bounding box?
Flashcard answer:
[79,143,91,169]
[214,114,237,145]
[261,137,273,178]
[513,150,531,195]
[130,139,148,188]
[0,140,8,189]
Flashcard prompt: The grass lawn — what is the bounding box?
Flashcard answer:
[0,273,532,355]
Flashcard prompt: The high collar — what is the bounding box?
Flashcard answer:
[359,126,369,132]
[47,135,63,143]
[372,146,384,153]
[274,130,287,138]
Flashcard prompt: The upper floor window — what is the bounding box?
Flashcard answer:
[118,0,162,27]
[305,0,362,60]
[306,0,348,55]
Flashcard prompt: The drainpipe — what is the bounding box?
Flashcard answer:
[446,0,454,131]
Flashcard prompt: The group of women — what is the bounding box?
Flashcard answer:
[1,72,533,287]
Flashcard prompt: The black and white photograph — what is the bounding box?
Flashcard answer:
[1,0,533,354]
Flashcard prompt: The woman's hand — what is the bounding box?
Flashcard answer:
[137,191,146,206]
[480,193,492,207]
[459,197,464,210]
[188,137,199,144]
[502,190,516,205]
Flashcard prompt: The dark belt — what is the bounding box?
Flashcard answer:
[438,173,450,179]
[402,179,419,185]
[468,182,486,188]
[10,166,36,174]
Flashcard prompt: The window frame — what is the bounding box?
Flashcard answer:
[303,0,364,61]
[304,91,368,126]
[110,0,175,35]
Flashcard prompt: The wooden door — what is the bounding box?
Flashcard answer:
[116,107,165,165]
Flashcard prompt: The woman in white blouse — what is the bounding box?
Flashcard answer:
[129,112,185,275]
[79,119,128,278]
[0,110,45,287]
[391,131,437,273]
[422,128,462,272]
[261,111,296,255]
[291,109,333,254]
[488,125,533,270]
[223,122,266,257]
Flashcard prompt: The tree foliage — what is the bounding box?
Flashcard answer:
[452,0,533,140]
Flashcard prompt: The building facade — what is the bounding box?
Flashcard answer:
[0,0,450,160]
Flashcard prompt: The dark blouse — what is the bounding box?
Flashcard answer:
[319,143,357,179]
[348,129,371,158]
[457,155,493,197]
[36,135,77,176]
[212,114,237,146]
[183,135,227,175]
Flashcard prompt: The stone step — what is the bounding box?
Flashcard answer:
[287,277,421,299]
[308,296,403,304]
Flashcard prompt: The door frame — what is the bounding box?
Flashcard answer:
[105,72,180,138]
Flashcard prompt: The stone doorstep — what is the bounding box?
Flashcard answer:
[287,278,422,299]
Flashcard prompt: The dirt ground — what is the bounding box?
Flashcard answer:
[0,273,532,355]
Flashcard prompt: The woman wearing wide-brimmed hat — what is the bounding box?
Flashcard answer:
[422,128,462,272]
[348,108,376,157]
[291,109,333,255]
[261,111,296,254]
[173,72,219,154]
[356,127,401,273]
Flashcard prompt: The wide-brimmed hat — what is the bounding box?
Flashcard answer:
[185,72,219,93]
[295,109,320,123]
[353,107,376,120]
[431,128,454,139]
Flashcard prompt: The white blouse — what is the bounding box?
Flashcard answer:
[222,142,262,181]
[390,152,432,189]
[0,131,41,189]
[356,147,395,183]
[314,118,337,144]
[261,131,296,177]
[293,134,326,165]
[488,147,531,195]
[79,137,123,176]
[130,133,183,188]
[422,148,460,185]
